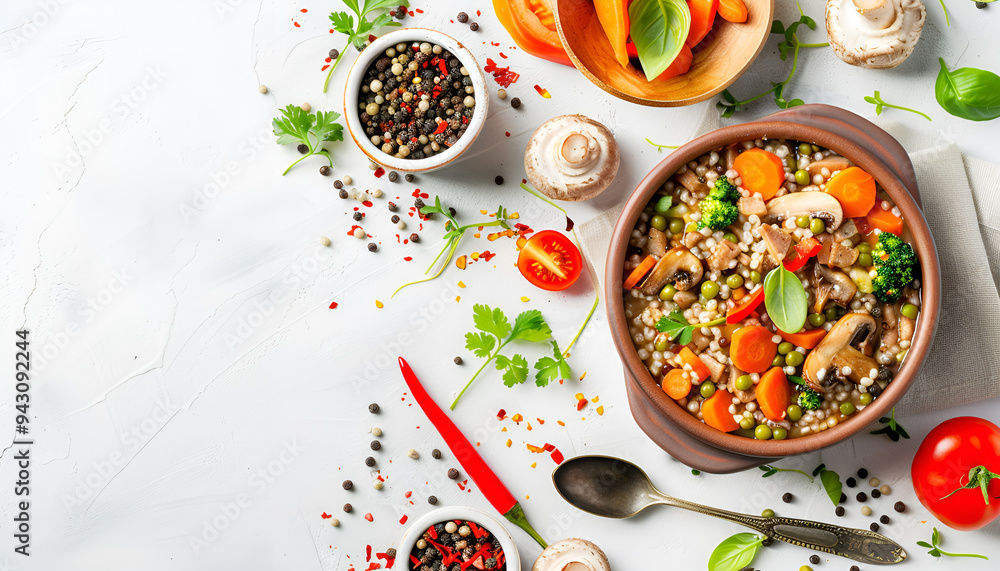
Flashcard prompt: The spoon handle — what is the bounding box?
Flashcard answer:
[660,496,906,564]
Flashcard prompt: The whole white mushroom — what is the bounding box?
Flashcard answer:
[524,115,619,202]
[826,0,926,69]
[532,538,610,571]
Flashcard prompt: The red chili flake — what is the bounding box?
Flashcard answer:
[321,64,330,71]
[376,552,396,569]
[438,60,448,75]
[416,8,424,13]
[577,398,587,411]
[321,512,332,519]
[404,491,412,498]
[551,449,565,464]
[410,556,421,566]
[293,21,301,27]
[496,408,506,420]
[377,474,385,481]
[515,223,534,236]
[329,302,338,309]
[505,131,510,137]
[457,480,466,491]
[365,564,382,571]
[364,512,374,522]
[499,52,508,59]
[367,545,372,561]
[300,8,307,12]
[399,514,408,524]
[480,251,496,262]
[543,443,555,452]
[483,58,520,87]
[433,121,448,135]
[329,29,334,33]
[534,84,551,98]
[362,200,373,207]
[476,9,481,15]
[374,167,385,178]
[368,34,377,42]
[325,56,332,63]
[491,41,500,47]
[427,526,438,539]
[404,256,412,261]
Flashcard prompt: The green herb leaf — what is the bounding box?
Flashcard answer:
[708,533,765,571]
[534,340,573,387]
[935,58,1000,122]
[864,90,932,121]
[788,375,806,386]
[495,354,529,387]
[764,265,808,334]
[870,407,910,442]
[325,0,409,91]
[918,527,989,560]
[473,304,512,341]
[656,310,725,346]
[820,468,843,506]
[509,309,552,343]
[464,332,496,359]
[628,0,691,81]
[759,464,814,481]
[271,105,342,175]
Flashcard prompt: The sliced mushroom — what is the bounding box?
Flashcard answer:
[707,238,741,272]
[828,241,859,269]
[833,218,859,242]
[880,303,899,352]
[675,169,710,195]
[524,115,620,201]
[533,538,611,571]
[700,353,727,383]
[648,227,667,258]
[683,231,706,249]
[826,0,926,69]
[803,313,880,392]
[759,224,792,263]
[765,191,844,231]
[739,195,768,217]
[673,289,698,309]
[639,246,703,295]
[806,155,853,177]
[814,262,858,306]
[728,365,756,403]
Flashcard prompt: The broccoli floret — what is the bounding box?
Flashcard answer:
[797,388,822,411]
[872,232,918,303]
[697,199,739,230]
[708,177,740,203]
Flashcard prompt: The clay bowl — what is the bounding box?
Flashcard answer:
[606,106,941,471]
[553,0,774,106]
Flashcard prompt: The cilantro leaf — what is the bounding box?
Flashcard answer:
[495,354,529,387]
[464,332,495,359]
[271,105,343,175]
[509,309,552,342]
[311,111,345,143]
[472,304,511,340]
[329,12,354,34]
[534,340,572,387]
[655,310,695,345]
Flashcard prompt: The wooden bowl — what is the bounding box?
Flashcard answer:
[554,0,774,107]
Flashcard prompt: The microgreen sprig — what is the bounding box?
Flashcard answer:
[864,91,932,121]
[717,4,828,117]
[324,0,408,92]
[917,527,988,559]
[645,138,681,152]
[271,105,344,175]
[759,464,814,481]
[870,407,910,442]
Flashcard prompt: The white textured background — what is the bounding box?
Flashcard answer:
[1,0,999,569]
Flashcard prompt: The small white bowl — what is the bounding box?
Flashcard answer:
[397,506,521,571]
[344,28,489,173]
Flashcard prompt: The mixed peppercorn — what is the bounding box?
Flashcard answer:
[408,519,506,571]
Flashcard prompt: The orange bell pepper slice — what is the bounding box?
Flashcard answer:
[493,0,572,67]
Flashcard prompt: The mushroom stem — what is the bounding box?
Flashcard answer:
[852,0,898,28]
[832,347,880,383]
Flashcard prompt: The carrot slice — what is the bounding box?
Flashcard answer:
[702,388,740,432]
[866,203,903,236]
[777,327,827,350]
[825,166,877,218]
[729,324,777,373]
[756,367,791,422]
[623,255,656,289]
[686,0,718,48]
[733,148,785,201]
[717,0,748,23]
[594,0,630,68]
[662,368,693,399]
[679,347,711,383]
[656,44,693,80]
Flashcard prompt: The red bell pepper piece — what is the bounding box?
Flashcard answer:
[726,286,764,324]
[783,237,822,272]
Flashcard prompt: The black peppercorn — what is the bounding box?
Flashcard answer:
[457,12,469,22]
[857,492,868,502]
[343,503,352,513]
[320,166,331,176]
[338,189,349,199]
[365,456,376,467]
[851,566,861,571]
[369,403,380,414]
[809,554,820,564]
[447,468,459,479]
[871,489,882,498]
[342,480,353,490]
[353,212,363,221]
[880,515,890,524]
[391,215,400,224]
[782,493,793,503]
[297,143,309,154]
[835,506,845,517]
[329,48,340,59]
[431,449,442,459]
[428,495,438,505]
[894,501,906,512]
[414,198,424,209]
[386,548,397,559]
[334,179,344,189]
[870,522,880,532]
[409,233,419,243]
[469,22,479,31]
[840,492,847,504]
[977,1,987,7]
[510,97,521,108]
[494,175,504,185]
[368,242,378,252]
[388,171,399,182]
[858,468,869,479]
[846,477,856,488]
[454,356,463,365]
[371,440,381,451]
[388,202,397,211]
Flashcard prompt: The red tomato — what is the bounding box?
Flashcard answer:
[516,230,582,291]
[911,417,1000,530]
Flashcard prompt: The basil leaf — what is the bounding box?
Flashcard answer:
[628,0,691,81]
[820,468,843,506]
[708,533,764,571]
[764,265,808,334]
[935,58,1000,121]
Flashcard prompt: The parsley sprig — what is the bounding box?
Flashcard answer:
[717,3,828,117]
[655,310,726,345]
[452,304,571,409]
[271,105,344,175]
[392,196,511,297]
[324,0,408,92]
[864,90,932,121]
[918,527,988,560]
[870,407,910,442]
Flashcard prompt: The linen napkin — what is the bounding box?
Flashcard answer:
[580,106,1000,416]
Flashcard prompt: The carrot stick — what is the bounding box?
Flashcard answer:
[717,0,748,23]
[777,327,827,350]
[594,0,630,68]
[679,347,711,383]
[866,203,903,236]
[729,324,777,373]
[623,255,656,289]
[662,368,693,399]
[702,388,740,432]
[756,367,791,422]
[825,166,876,218]
[686,0,718,48]
[733,148,785,201]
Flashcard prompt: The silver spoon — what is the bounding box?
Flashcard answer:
[552,455,906,565]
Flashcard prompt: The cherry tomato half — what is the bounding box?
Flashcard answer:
[516,230,583,291]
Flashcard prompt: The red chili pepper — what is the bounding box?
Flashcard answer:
[410,555,420,566]
[726,286,765,324]
[783,236,822,272]
[398,357,548,548]
[433,121,448,135]
[427,525,438,539]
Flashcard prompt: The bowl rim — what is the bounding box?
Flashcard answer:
[553,0,776,107]
[396,505,521,571]
[343,28,489,173]
[605,120,941,457]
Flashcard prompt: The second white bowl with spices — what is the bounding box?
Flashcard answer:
[397,506,520,571]
[344,28,489,173]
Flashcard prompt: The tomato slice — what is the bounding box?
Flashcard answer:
[517,230,583,291]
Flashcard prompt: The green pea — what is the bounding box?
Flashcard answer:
[700,382,716,399]
[736,375,754,391]
[772,354,785,367]
[785,351,804,367]
[810,218,826,235]
[795,215,810,228]
[840,402,856,416]
[772,426,788,440]
[654,335,670,353]
[755,425,773,440]
[740,417,755,430]
[659,284,677,302]
[701,280,720,300]
[799,143,813,156]
[727,274,744,289]
[856,243,872,254]
[750,270,763,284]
[762,508,775,518]
[655,195,673,214]
[825,306,839,322]
[668,218,685,235]
[778,342,794,355]
[651,215,667,232]
[858,253,873,267]
[786,404,803,422]
[724,232,739,243]
[901,303,919,319]
[808,313,826,327]
[860,393,873,405]
[795,169,810,186]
